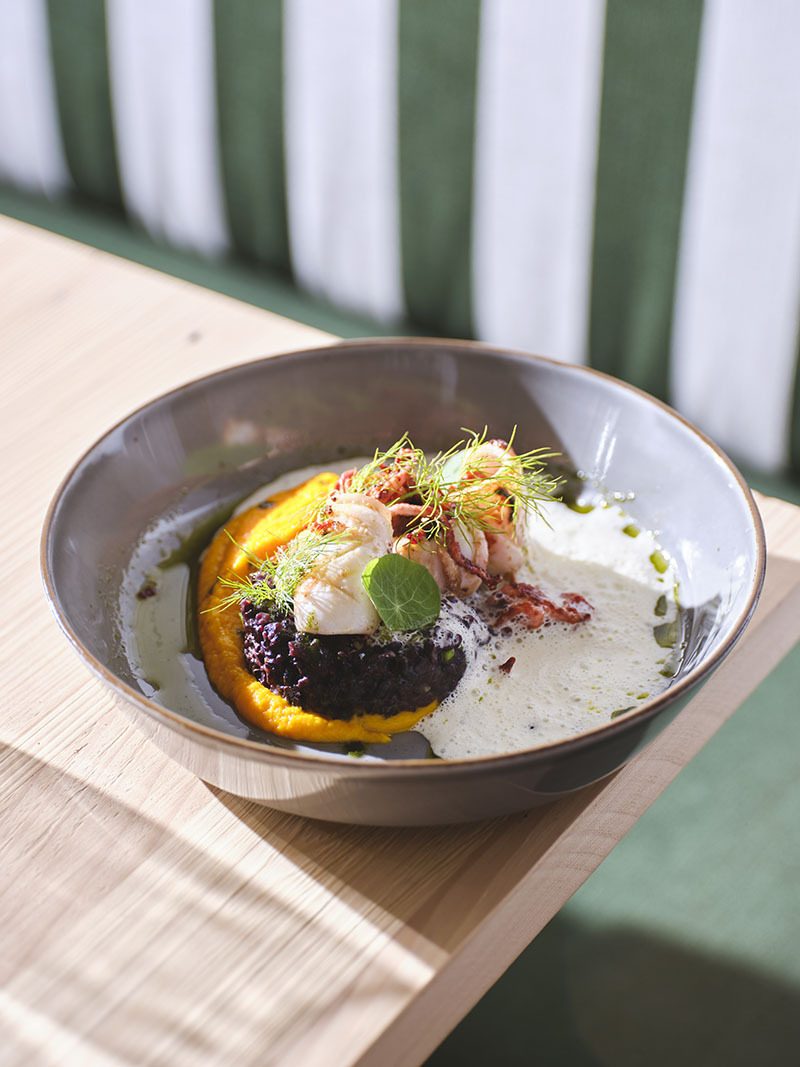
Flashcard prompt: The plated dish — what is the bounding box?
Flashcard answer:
[41,340,766,824]
[185,432,679,759]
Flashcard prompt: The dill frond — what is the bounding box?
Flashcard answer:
[388,427,562,543]
[344,434,422,497]
[207,527,356,614]
[449,427,562,532]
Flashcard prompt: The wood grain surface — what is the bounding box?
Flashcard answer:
[2,216,799,1067]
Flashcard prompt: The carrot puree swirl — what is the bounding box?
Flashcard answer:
[197,473,436,743]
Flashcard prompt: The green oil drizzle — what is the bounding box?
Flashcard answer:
[155,501,237,659]
[650,549,669,574]
[157,501,236,570]
[611,706,635,719]
[654,619,679,649]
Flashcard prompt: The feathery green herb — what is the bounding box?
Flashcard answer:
[418,427,561,542]
[208,527,354,615]
[340,427,561,546]
[344,433,421,495]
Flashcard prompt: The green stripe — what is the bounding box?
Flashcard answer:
[398,0,481,338]
[589,0,704,400]
[213,0,289,274]
[45,0,122,208]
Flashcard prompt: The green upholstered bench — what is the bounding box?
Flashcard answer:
[3,0,800,477]
[2,2,799,1063]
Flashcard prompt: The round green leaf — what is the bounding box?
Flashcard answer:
[362,554,441,632]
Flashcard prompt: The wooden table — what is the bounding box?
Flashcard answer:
[2,215,799,1067]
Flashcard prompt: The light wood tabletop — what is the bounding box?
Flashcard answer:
[2,215,800,1067]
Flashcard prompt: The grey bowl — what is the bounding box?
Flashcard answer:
[41,339,765,825]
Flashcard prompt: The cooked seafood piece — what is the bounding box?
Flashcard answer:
[394,521,490,597]
[293,492,392,634]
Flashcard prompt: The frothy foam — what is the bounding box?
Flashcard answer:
[419,502,679,759]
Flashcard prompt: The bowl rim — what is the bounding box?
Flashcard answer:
[40,337,767,775]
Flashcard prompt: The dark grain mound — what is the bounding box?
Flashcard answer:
[241,600,467,721]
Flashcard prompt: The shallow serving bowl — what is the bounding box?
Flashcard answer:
[42,339,765,825]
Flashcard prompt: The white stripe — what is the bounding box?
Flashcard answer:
[0,0,69,195]
[471,0,605,364]
[284,0,404,323]
[671,0,800,470]
[106,0,229,256]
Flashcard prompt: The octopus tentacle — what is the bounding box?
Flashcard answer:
[445,524,499,588]
[491,581,593,630]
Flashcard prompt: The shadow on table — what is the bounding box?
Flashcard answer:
[211,776,611,956]
[3,746,397,1064]
[425,914,800,1067]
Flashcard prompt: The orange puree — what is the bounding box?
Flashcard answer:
[197,473,437,743]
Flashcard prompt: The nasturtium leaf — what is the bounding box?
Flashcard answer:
[362,554,441,632]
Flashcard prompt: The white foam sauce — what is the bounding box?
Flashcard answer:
[419,500,678,758]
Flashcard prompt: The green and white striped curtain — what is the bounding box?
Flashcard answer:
[2,0,800,473]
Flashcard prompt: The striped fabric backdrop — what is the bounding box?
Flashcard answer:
[1,0,799,472]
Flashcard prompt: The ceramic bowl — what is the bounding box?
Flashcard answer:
[41,340,765,825]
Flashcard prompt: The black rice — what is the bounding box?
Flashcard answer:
[241,599,467,721]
